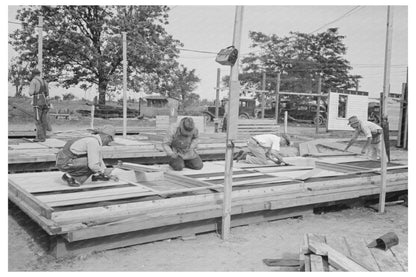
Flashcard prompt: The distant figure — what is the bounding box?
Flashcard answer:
[28,68,49,142]
[162,117,203,171]
[56,125,117,187]
[344,115,383,160]
[234,133,291,165]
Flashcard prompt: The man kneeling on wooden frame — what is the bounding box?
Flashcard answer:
[162,117,203,171]
[234,133,292,165]
[56,125,118,187]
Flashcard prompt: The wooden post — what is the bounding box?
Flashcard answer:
[222,6,244,240]
[379,6,394,213]
[37,16,43,77]
[90,104,95,129]
[122,32,127,138]
[261,72,266,119]
[215,68,221,133]
[275,71,281,123]
[379,132,387,213]
[284,111,288,134]
[315,74,322,134]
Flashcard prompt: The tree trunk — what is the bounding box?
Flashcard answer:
[15,85,23,97]
[98,79,108,105]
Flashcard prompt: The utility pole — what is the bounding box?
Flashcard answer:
[215,68,221,133]
[122,32,127,138]
[275,71,281,123]
[379,6,394,214]
[261,72,266,119]
[222,6,244,240]
[315,74,322,134]
[37,16,43,77]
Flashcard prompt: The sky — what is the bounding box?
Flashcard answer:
[6,3,409,102]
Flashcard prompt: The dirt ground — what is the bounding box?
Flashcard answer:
[8,121,408,271]
[8,202,408,271]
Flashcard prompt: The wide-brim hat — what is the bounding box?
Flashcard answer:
[347,116,360,126]
[179,117,195,136]
[94,125,116,139]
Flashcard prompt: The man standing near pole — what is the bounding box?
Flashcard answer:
[29,68,50,142]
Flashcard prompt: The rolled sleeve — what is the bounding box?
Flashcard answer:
[28,80,37,96]
[86,140,106,173]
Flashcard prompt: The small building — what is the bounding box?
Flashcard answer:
[327,89,369,131]
[139,95,179,118]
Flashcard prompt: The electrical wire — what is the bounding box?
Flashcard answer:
[308,6,364,34]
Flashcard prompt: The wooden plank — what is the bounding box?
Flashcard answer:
[8,191,61,235]
[308,240,369,271]
[8,179,54,219]
[36,186,155,207]
[303,234,311,271]
[307,234,329,271]
[365,239,405,271]
[344,237,380,271]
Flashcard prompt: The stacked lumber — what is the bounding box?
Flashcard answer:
[301,233,406,271]
[236,119,279,138]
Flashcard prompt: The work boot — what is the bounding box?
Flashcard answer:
[62,174,80,187]
[33,138,46,142]
[92,173,110,182]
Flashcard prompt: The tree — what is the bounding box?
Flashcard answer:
[9,5,183,105]
[224,28,361,102]
[8,58,33,97]
[168,65,200,110]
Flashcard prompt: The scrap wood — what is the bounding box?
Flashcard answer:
[308,240,369,271]
[262,258,301,267]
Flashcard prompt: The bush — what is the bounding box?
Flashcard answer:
[62,93,75,100]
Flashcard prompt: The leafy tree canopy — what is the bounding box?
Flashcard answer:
[9,5,200,105]
[223,28,361,102]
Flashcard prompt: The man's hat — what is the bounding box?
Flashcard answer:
[179,117,195,136]
[94,125,116,139]
[347,115,360,126]
[32,68,41,76]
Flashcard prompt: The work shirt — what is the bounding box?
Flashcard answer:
[69,135,106,173]
[162,126,199,160]
[29,76,49,96]
[251,134,281,152]
[352,120,382,140]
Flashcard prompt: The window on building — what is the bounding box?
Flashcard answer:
[338,95,348,118]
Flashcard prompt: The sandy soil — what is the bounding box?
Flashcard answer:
[8,202,407,271]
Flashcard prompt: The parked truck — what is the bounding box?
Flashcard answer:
[203,97,257,122]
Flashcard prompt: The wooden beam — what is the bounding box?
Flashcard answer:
[308,241,369,271]
[222,5,244,240]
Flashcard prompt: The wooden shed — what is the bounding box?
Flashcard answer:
[327,89,369,131]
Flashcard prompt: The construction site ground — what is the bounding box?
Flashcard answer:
[8,120,408,271]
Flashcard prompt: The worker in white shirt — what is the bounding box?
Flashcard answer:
[344,115,383,160]
[56,125,117,187]
[234,133,291,165]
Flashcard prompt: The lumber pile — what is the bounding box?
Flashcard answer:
[300,233,406,271]
[237,119,279,138]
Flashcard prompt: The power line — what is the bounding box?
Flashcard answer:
[178,48,217,54]
[308,6,363,34]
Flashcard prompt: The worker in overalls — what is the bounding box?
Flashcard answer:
[56,125,117,187]
[234,133,291,165]
[344,115,383,160]
[28,68,49,142]
[162,117,203,171]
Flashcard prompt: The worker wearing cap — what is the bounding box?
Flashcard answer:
[162,117,203,171]
[56,125,117,187]
[344,115,383,160]
[234,133,292,165]
[28,68,50,142]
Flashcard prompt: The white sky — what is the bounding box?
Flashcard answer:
[6,3,408,101]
